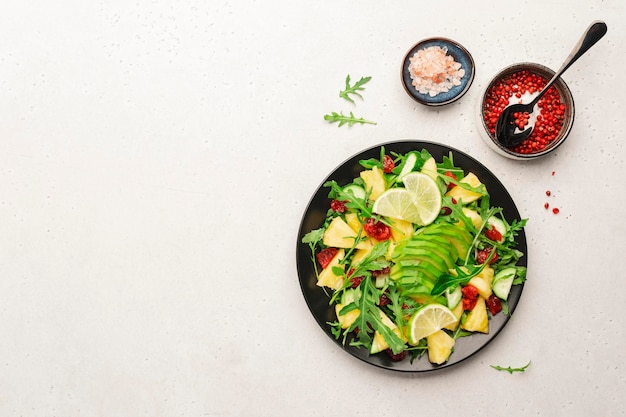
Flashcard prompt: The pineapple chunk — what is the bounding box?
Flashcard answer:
[316,249,345,290]
[370,331,390,354]
[462,296,489,333]
[389,218,414,242]
[351,247,372,266]
[421,157,438,181]
[344,212,361,234]
[468,266,494,299]
[468,265,494,300]
[426,330,455,364]
[360,166,386,201]
[323,217,370,249]
[369,309,405,354]
[335,303,360,329]
[457,207,483,230]
[445,172,484,204]
[444,300,464,331]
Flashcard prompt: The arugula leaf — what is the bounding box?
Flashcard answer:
[324,111,377,127]
[339,75,372,103]
[301,228,324,246]
[324,180,373,217]
[441,196,477,232]
[491,361,531,374]
[301,227,325,274]
[359,146,386,170]
[430,254,494,296]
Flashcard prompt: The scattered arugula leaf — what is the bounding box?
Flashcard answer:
[491,361,531,374]
[339,75,372,103]
[324,111,377,127]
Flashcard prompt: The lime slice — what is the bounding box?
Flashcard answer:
[400,172,442,225]
[372,188,422,224]
[408,303,457,345]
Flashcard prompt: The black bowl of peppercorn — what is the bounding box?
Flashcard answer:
[479,62,575,159]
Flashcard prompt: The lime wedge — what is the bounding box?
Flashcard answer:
[374,172,442,225]
[408,303,457,345]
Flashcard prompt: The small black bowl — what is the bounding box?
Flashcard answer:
[401,37,475,106]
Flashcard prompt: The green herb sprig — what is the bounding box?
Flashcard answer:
[491,361,531,374]
[339,75,372,103]
[323,111,377,127]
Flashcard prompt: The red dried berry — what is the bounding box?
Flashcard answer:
[461,285,479,311]
[379,293,391,306]
[484,225,503,242]
[316,248,338,269]
[382,155,395,174]
[349,275,364,288]
[487,294,502,315]
[476,247,498,264]
[385,349,408,361]
[363,218,391,241]
[330,199,348,213]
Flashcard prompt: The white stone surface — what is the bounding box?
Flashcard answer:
[1,1,624,416]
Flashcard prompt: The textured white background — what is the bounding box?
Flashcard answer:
[1,1,624,416]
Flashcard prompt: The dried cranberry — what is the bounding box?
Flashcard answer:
[371,267,391,277]
[379,293,391,306]
[461,285,479,311]
[349,275,364,289]
[382,155,395,173]
[385,349,407,361]
[330,199,347,213]
[487,294,502,315]
[484,225,503,242]
[476,247,498,264]
[363,218,391,241]
[316,247,338,269]
[444,171,458,190]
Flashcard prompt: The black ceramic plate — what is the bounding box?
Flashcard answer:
[296,140,527,372]
[401,37,475,106]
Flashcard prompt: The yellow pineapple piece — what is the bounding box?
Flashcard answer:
[389,218,414,242]
[360,166,386,201]
[421,157,438,181]
[369,309,405,353]
[323,217,370,249]
[444,300,464,331]
[468,265,494,299]
[426,330,455,364]
[344,212,362,234]
[445,172,484,204]
[462,296,489,333]
[468,266,494,300]
[457,207,483,230]
[316,249,345,290]
[351,247,372,266]
[335,303,360,329]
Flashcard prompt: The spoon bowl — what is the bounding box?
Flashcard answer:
[479,62,575,160]
[495,20,607,148]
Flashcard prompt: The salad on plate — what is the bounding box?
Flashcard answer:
[301,146,527,366]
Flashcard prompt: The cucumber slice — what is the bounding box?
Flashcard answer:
[492,267,516,299]
[397,152,418,182]
[343,184,366,200]
[341,288,356,305]
[445,286,462,309]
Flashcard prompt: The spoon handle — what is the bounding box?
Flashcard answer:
[531,20,608,106]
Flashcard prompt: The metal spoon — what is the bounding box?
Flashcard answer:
[495,20,607,148]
